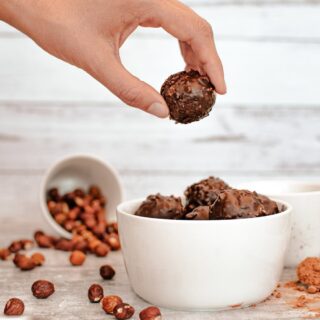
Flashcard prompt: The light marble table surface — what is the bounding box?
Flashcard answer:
[0,218,319,320]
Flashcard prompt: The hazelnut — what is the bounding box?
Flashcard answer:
[31,252,45,266]
[89,185,101,198]
[100,265,115,280]
[55,238,75,251]
[55,213,66,225]
[8,240,22,253]
[106,222,118,234]
[20,239,34,250]
[14,254,36,271]
[101,295,123,314]
[94,243,110,257]
[73,240,88,252]
[34,231,55,248]
[32,280,55,299]
[70,250,86,266]
[88,284,104,303]
[88,239,101,252]
[104,233,121,251]
[3,298,24,316]
[47,187,61,202]
[114,303,135,320]
[0,248,11,260]
[139,306,162,320]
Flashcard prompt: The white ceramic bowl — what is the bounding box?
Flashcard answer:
[40,154,124,238]
[117,198,292,311]
[237,180,320,267]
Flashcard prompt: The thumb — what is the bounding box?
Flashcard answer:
[87,50,169,118]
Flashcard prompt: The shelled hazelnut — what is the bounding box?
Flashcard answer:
[45,185,120,258]
[100,265,115,280]
[0,248,11,260]
[139,306,162,320]
[69,250,86,266]
[113,303,135,320]
[88,284,104,303]
[14,254,35,271]
[101,295,123,314]
[34,231,56,248]
[31,252,45,266]
[31,280,55,299]
[3,298,25,316]
[8,240,23,253]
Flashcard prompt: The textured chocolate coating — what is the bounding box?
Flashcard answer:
[184,176,229,212]
[160,70,216,124]
[135,194,184,220]
[211,189,279,219]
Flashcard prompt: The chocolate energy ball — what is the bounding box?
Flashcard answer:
[184,206,212,220]
[210,189,279,219]
[135,194,184,220]
[160,70,216,124]
[184,176,230,212]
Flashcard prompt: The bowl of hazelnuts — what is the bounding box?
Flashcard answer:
[40,154,124,239]
[117,176,292,311]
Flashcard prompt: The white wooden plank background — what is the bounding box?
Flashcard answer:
[0,1,320,318]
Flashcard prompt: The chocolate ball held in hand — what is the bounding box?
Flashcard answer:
[161,70,216,124]
[135,194,184,220]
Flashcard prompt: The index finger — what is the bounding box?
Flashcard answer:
[143,0,226,94]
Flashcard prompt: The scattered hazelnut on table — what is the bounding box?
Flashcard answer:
[13,253,36,271]
[32,280,55,299]
[8,240,23,253]
[20,239,34,250]
[55,238,75,251]
[100,265,115,280]
[3,298,25,316]
[34,230,56,248]
[101,295,123,314]
[69,250,86,266]
[94,243,110,257]
[113,303,135,320]
[0,248,11,260]
[104,233,121,251]
[88,284,104,303]
[139,306,162,320]
[31,252,45,266]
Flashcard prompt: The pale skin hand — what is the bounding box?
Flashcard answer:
[0,0,226,118]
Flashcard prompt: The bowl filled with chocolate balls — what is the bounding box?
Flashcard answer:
[117,177,292,311]
[40,154,124,239]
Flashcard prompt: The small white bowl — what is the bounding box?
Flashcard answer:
[237,180,320,267]
[117,198,292,311]
[40,154,124,238]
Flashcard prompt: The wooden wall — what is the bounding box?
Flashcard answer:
[0,1,319,231]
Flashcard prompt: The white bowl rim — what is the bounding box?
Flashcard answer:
[237,180,320,197]
[117,197,292,225]
[40,153,124,238]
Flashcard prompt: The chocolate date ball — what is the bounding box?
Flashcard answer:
[210,189,279,220]
[135,194,184,220]
[161,70,216,124]
[184,176,229,212]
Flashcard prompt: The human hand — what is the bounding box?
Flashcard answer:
[0,0,226,118]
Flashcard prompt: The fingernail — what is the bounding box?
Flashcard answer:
[147,102,169,118]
